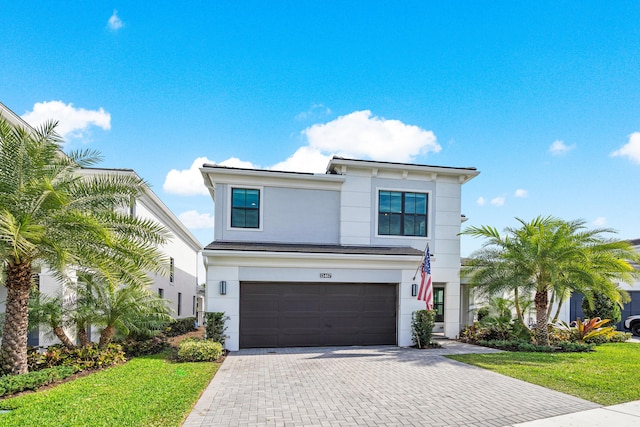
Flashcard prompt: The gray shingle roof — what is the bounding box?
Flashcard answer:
[204,241,423,256]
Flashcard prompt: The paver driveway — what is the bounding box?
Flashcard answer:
[183,342,599,427]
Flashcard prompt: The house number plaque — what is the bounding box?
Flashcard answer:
[319,273,332,278]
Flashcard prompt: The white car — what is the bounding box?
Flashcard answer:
[624,315,640,337]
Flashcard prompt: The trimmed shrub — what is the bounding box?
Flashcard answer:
[0,365,80,397]
[412,309,436,348]
[27,344,126,372]
[477,339,594,353]
[585,331,631,344]
[165,317,197,337]
[177,339,223,362]
[119,334,169,357]
[204,312,228,346]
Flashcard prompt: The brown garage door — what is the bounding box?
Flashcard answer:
[240,282,397,348]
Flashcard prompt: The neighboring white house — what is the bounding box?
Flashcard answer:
[201,156,479,351]
[0,102,204,346]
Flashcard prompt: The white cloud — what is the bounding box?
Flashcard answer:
[295,104,332,121]
[163,156,258,196]
[514,189,528,198]
[477,197,486,206]
[549,139,575,155]
[302,110,440,162]
[108,10,124,31]
[270,146,331,173]
[490,197,505,206]
[164,157,215,196]
[592,217,607,227]
[611,132,640,164]
[21,101,111,140]
[167,110,441,196]
[178,210,214,229]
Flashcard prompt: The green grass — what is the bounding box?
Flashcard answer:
[0,353,219,427]
[448,343,640,405]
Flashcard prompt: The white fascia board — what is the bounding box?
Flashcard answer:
[0,102,34,130]
[200,166,345,192]
[79,168,202,251]
[327,158,480,184]
[202,249,421,270]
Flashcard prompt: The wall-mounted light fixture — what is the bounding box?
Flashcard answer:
[411,283,418,297]
[219,281,227,295]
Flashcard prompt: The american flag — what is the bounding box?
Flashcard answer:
[417,245,433,310]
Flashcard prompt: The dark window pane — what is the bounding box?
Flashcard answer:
[417,215,427,236]
[404,215,415,235]
[231,208,245,227]
[415,194,427,214]
[232,189,246,207]
[389,214,401,235]
[245,209,259,228]
[405,193,416,214]
[246,189,259,208]
[378,213,390,235]
[390,192,402,213]
[379,191,391,213]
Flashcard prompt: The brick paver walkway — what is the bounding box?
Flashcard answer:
[183,341,599,427]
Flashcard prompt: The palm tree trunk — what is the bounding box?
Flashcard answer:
[534,289,550,346]
[514,288,523,324]
[77,323,90,347]
[53,326,76,349]
[99,325,115,348]
[0,261,33,375]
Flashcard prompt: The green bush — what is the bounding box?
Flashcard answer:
[585,331,631,344]
[556,341,595,352]
[0,366,80,397]
[204,312,227,346]
[176,339,223,362]
[477,339,594,353]
[165,317,197,337]
[27,344,126,371]
[119,334,169,357]
[412,309,436,348]
[581,293,621,326]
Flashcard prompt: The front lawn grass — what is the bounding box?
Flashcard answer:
[448,343,640,405]
[0,352,219,427]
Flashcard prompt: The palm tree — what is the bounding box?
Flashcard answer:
[462,216,639,346]
[73,272,173,347]
[0,116,169,374]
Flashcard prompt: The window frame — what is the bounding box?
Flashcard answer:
[434,287,444,323]
[375,188,430,238]
[227,185,264,231]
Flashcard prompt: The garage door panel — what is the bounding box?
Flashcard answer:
[240,282,397,348]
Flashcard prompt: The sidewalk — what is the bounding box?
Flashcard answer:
[512,400,640,426]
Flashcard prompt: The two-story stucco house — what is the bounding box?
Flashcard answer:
[201,157,479,351]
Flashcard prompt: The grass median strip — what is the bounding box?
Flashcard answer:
[0,352,219,427]
[447,343,640,405]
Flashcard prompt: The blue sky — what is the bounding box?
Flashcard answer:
[2,1,640,255]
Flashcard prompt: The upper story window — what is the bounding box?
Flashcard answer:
[378,190,428,237]
[231,188,260,228]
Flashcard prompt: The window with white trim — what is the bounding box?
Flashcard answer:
[378,190,428,236]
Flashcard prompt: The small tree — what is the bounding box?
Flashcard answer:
[411,309,436,349]
[581,292,622,327]
[205,312,228,347]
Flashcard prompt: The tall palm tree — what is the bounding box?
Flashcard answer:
[0,116,169,374]
[462,216,639,345]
